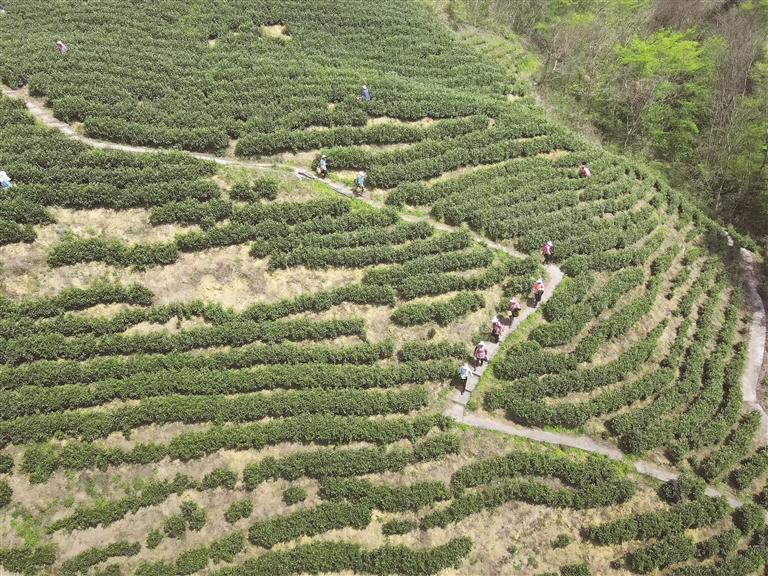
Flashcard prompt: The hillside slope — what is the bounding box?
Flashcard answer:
[0,1,766,575]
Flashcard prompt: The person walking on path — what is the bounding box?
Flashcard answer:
[532,278,545,307]
[458,362,471,393]
[354,171,366,197]
[541,240,554,264]
[317,155,328,178]
[491,315,503,343]
[474,341,488,367]
[507,297,521,326]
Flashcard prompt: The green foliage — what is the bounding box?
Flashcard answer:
[382,519,417,535]
[248,502,372,548]
[205,537,472,575]
[319,478,450,512]
[623,535,695,574]
[584,497,730,545]
[0,479,11,508]
[658,473,706,504]
[60,542,140,576]
[282,486,307,506]
[146,530,163,549]
[0,453,12,473]
[560,564,591,576]
[733,503,764,535]
[552,534,571,548]
[224,501,253,524]
[391,292,484,326]
[698,411,760,481]
[0,544,56,575]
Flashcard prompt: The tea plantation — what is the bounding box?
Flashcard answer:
[0,1,766,575]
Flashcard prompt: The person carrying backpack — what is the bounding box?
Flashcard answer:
[317,155,328,178]
[491,315,503,343]
[532,278,545,307]
[354,171,366,197]
[541,240,554,264]
[474,341,488,367]
[507,297,521,326]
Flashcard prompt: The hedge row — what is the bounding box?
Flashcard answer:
[273,230,472,269]
[362,248,496,286]
[0,219,36,246]
[0,198,54,225]
[250,221,433,258]
[207,537,472,576]
[3,362,444,417]
[230,177,279,201]
[249,502,372,548]
[0,341,394,390]
[232,197,349,225]
[1,387,430,445]
[623,535,694,574]
[420,477,633,529]
[242,434,460,488]
[666,544,768,576]
[47,237,180,269]
[397,340,467,362]
[697,411,761,481]
[730,447,768,491]
[1,282,153,320]
[13,179,220,209]
[60,542,140,576]
[0,318,365,364]
[20,414,450,482]
[529,267,644,347]
[0,545,56,574]
[48,469,236,532]
[236,115,489,155]
[149,198,234,227]
[135,532,244,576]
[319,478,451,512]
[391,292,484,326]
[583,497,730,545]
[176,208,399,252]
[559,231,665,276]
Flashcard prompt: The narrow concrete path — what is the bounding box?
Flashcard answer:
[741,248,768,439]
[1,83,757,510]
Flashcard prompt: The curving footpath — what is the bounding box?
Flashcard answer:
[741,248,768,438]
[2,85,759,508]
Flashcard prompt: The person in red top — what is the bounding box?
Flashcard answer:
[507,297,521,326]
[579,163,592,178]
[491,315,503,343]
[541,240,554,264]
[532,278,545,307]
[474,341,488,367]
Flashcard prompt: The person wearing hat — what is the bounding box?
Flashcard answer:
[474,341,488,367]
[491,315,503,343]
[507,296,521,326]
[541,240,554,264]
[458,362,471,393]
[318,155,328,178]
[532,278,545,307]
[354,171,366,197]
[55,40,69,54]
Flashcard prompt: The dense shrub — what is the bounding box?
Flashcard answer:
[391,292,484,326]
[282,485,307,505]
[225,501,253,524]
[382,519,417,535]
[60,542,141,576]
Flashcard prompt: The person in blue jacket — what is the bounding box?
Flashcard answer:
[354,171,366,197]
[360,85,371,102]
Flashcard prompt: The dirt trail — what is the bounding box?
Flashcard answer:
[741,248,768,438]
[2,85,758,511]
